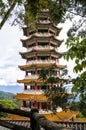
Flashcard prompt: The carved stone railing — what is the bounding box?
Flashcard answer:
[0,105,71,130]
[0,105,86,130]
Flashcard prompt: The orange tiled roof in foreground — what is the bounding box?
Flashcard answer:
[2,109,79,122]
[43,109,79,121]
[13,93,47,102]
[2,114,30,120]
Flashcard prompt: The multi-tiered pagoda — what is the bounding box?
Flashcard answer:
[13,9,79,121]
[14,9,66,111]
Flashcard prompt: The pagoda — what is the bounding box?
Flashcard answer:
[14,9,70,120]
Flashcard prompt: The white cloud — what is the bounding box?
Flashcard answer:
[0,79,8,86]
[0,66,24,85]
[0,23,24,85]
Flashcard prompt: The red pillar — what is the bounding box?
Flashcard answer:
[48,27,49,33]
[36,27,38,33]
[24,84,27,90]
[22,101,26,107]
[35,53,38,60]
[36,40,38,46]
[34,101,38,108]
[25,71,28,76]
[48,39,50,46]
[35,83,38,90]
[29,102,31,108]
[50,53,51,59]
[35,68,38,74]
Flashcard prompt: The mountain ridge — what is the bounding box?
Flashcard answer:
[0,85,23,94]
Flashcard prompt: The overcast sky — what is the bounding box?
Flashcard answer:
[0,20,77,86]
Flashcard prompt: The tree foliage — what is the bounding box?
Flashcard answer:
[0,99,17,118]
[0,0,86,29]
[64,1,86,116]
[39,67,72,111]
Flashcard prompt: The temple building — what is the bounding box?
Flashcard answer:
[13,9,79,121]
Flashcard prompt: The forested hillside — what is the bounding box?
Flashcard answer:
[0,91,14,100]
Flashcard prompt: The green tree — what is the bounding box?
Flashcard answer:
[0,99,17,118]
[69,101,80,111]
[39,67,71,111]
[64,12,86,117]
[0,0,86,29]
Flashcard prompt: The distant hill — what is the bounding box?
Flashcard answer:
[0,91,14,100]
[0,85,23,94]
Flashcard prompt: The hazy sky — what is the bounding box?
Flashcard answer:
[0,20,76,86]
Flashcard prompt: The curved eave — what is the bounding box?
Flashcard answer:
[56,64,67,69]
[14,93,47,102]
[19,49,64,59]
[51,37,64,46]
[21,36,63,48]
[19,63,67,71]
[19,49,55,56]
[17,78,43,84]
[21,34,63,43]
[20,48,65,54]
[52,24,62,32]
[36,22,62,34]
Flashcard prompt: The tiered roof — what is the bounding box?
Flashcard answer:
[17,78,43,84]
[14,93,47,102]
[21,34,64,48]
[19,49,64,59]
[14,92,73,102]
[19,63,67,71]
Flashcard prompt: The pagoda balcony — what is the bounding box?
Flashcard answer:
[23,90,44,94]
[35,32,52,37]
[20,107,52,114]
[27,45,54,52]
[25,74,61,80]
[36,20,50,24]
[27,59,58,65]
[20,107,61,114]
[25,74,39,79]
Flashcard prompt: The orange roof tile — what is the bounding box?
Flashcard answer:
[14,93,47,101]
[19,63,67,70]
[2,109,79,122]
[2,114,30,120]
[14,93,72,102]
[17,78,43,84]
[43,110,79,121]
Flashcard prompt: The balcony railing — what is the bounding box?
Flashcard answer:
[27,59,58,65]
[23,90,44,94]
[25,74,39,79]
[35,32,52,37]
[36,20,50,24]
[27,45,54,52]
